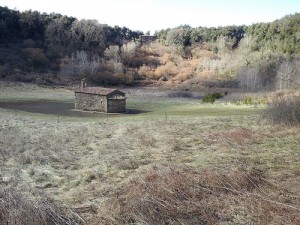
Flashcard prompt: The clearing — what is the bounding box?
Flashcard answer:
[0,83,299,225]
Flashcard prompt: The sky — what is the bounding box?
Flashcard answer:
[1,0,299,33]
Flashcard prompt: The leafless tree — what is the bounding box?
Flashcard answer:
[276,60,299,90]
[121,41,137,64]
[60,51,102,79]
[104,45,124,74]
[104,45,120,62]
[216,36,226,55]
[239,66,262,91]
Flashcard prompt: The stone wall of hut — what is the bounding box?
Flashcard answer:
[107,99,126,113]
[75,93,107,112]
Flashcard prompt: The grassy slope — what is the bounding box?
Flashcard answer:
[0,83,299,224]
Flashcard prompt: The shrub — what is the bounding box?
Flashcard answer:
[154,61,178,78]
[263,92,300,125]
[202,92,223,103]
[24,48,49,69]
[243,96,253,105]
[146,42,171,56]
[138,64,156,79]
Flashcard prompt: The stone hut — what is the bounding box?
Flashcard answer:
[141,35,157,43]
[74,80,126,113]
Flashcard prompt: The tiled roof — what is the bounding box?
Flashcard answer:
[75,87,124,96]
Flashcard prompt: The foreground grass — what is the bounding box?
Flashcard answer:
[0,83,299,224]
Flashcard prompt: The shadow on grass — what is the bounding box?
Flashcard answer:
[126,109,151,114]
[0,100,151,117]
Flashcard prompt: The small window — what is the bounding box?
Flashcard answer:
[100,100,103,104]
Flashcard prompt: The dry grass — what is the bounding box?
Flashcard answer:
[0,187,82,225]
[0,81,73,101]
[106,164,300,225]
[0,84,300,224]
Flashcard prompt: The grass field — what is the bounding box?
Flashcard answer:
[0,83,299,224]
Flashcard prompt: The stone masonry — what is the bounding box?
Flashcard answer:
[74,86,126,113]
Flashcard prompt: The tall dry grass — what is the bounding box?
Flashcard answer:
[0,187,82,225]
[98,164,300,225]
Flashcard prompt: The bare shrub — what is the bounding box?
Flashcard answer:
[24,48,49,68]
[159,53,172,64]
[263,91,300,125]
[0,187,82,225]
[60,51,102,80]
[239,57,280,91]
[191,47,215,59]
[121,41,138,65]
[238,35,259,53]
[196,53,237,76]
[138,64,156,79]
[276,60,300,90]
[238,66,262,91]
[154,62,178,78]
[174,62,195,82]
[104,45,120,61]
[145,42,171,56]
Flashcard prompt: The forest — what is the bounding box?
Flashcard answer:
[0,6,299,91]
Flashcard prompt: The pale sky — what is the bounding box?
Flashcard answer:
[1,0,299,33]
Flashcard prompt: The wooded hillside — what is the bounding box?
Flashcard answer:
[0,6,299,90]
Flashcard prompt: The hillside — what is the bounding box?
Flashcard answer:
[0,6,299,91]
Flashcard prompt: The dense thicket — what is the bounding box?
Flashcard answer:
[155,13,300,54]
[0,6,142,82]
[156,25,246,48]
[0,6,299,88]
[0,7,142,48]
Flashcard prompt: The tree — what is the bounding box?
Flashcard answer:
[70,19,108,53]
[45,16,75,54]
[239,66,261,91]
[0,6,21,42]
[121,41,138,65]
[104,45,120,62]
[276,60,299,90]
[19,10,48,41]
[60,51,102,80]
[165,26,191,46]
